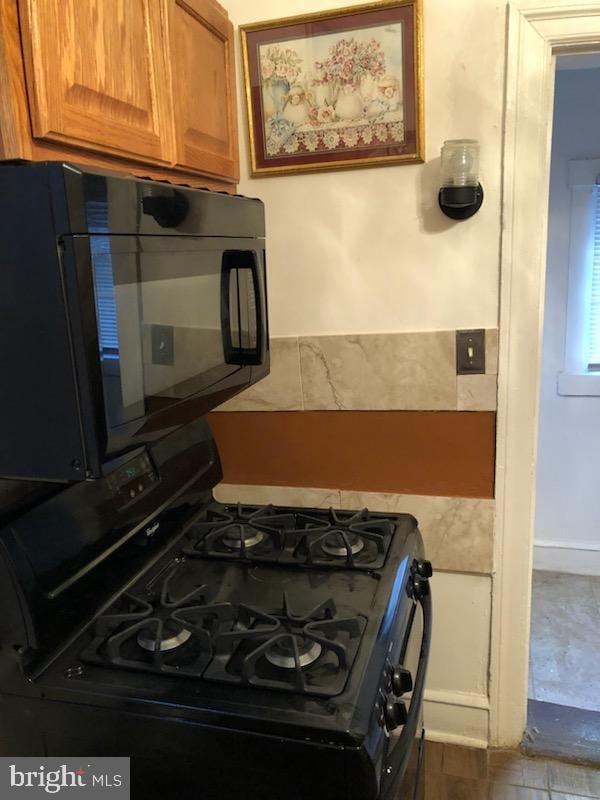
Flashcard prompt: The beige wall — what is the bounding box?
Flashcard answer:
[226,0,504,338]
[219,0,508,746]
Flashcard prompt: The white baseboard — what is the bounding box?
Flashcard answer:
[423,690,489,749]
[533,540,600,575]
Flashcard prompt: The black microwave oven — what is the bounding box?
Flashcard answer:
[0,162,268,483]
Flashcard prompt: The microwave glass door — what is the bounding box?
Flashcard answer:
[89,235,263,430]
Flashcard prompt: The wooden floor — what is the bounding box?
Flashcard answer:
[410,743,600,799]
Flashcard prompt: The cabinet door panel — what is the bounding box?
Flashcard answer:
[167,0,239,181]
[18,0,172,163]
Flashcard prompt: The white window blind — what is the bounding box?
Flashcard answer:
[587,184,600,368]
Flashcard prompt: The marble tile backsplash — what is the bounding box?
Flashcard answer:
[213,483,342,510]
[457,374,498,412]
[340,490,494,574]
[299,332,456,410]
[214,330,498,413]
[217,337,303,411]
[213,483,494,575]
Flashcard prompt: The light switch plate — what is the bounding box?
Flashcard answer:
[456,329,485,374]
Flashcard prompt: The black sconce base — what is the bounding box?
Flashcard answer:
[438,183,484,220]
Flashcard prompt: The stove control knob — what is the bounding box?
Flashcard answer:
[414,559,433,579]
[384,699,408,731]
[391,666,413,697]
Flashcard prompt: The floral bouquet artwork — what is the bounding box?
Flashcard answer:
[260,45,303,118]
[241,1,423,176]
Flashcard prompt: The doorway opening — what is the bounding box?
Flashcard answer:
[527,52,600,764]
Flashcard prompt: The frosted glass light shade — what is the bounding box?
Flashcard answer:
[440,139,480,188]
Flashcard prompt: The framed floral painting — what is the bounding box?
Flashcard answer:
[240,0,423,177]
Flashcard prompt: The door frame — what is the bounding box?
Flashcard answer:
[491,0,600,747]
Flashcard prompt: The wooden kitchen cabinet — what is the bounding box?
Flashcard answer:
[18,0,173,165]
[165,0,239,181]
[0,0,239,186]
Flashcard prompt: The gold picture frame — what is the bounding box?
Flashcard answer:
[240,0,424,177]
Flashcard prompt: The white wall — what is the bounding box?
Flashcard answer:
[535,66,600,576]
[424,572,491,747]
[227,0,504,337]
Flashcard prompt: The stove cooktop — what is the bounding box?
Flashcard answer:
[39,503,421,743]
[182,503,395,570]
[81,557,370,698]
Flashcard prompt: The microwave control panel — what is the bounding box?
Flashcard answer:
[106,452,159,509]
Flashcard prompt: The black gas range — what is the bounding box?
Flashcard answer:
[0,420,431,799]
[0,164,431,798]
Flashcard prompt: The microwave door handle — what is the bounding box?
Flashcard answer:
[380,584,432,800]
[247,251,266,366]
[221,251,265,367]
[220,257,239,365]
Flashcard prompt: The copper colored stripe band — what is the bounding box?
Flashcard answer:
[208,411,496,499]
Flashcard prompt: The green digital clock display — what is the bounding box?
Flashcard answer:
[108,453,154,496]
[117,461,145,486]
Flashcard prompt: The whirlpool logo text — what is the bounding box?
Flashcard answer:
[1,759,130,797]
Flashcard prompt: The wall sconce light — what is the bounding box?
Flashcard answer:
[438,139,484,220]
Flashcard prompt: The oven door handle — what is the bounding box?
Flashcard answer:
[380,584,432,799]
[221,250,265,367]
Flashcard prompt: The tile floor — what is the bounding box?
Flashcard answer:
[405,743,600,799]
[529,571,600,712]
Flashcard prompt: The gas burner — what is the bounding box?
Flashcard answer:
[221,525,265,551]
[265,637,322,669]
[137,622,192,653]
[320,531,365,557]
[184,504,290,562]
[184,504,396,571]
[286,508,393,570]
[81,563,235,678]
[205,594,366,697]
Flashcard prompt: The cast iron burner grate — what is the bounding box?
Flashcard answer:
[185,505,394,571]
[204,593,366,697]
[284,508,394,570]
[182,504,296,562]
[81,562,235,678]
